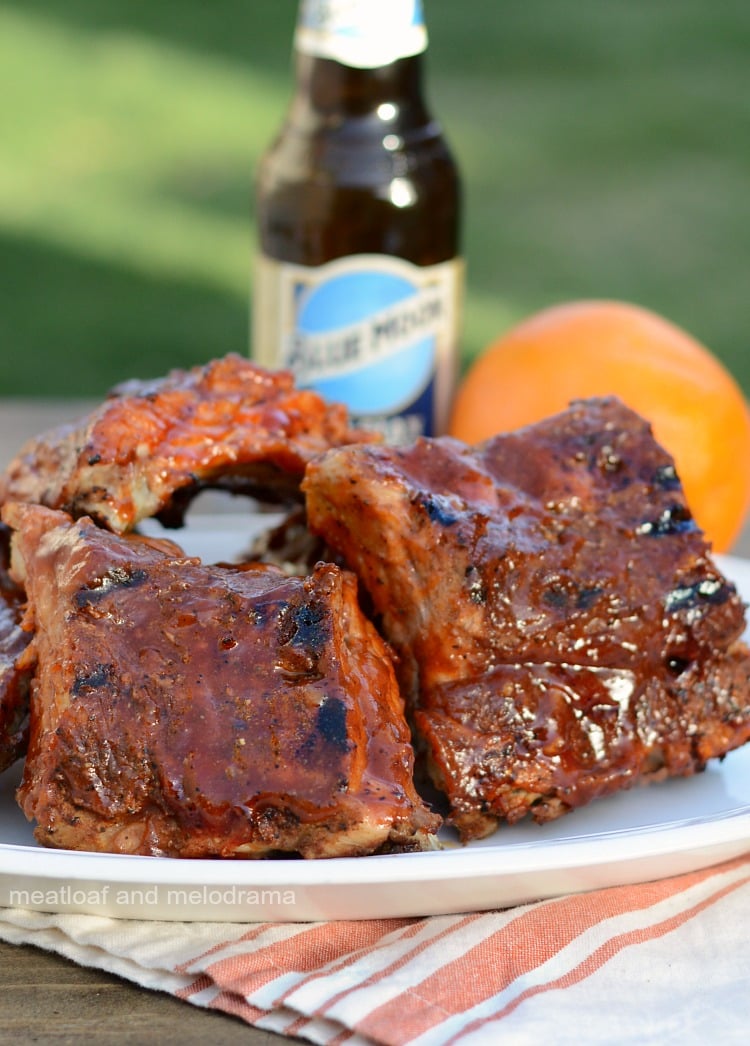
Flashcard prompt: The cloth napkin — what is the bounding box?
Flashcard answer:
[1,855,748,1045]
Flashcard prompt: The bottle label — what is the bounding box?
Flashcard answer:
[295,0,427,69]
[253,252,463,441]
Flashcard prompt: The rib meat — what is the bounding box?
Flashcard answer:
[303,397,750,840]
[0,523,32,771]
[2,501,438,858]
[0,354,376,534]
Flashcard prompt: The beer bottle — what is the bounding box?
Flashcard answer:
[253,0,463,442]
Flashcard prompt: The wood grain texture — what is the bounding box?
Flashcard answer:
[0,940,285,1045]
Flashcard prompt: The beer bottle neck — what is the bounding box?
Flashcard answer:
[292,51,429,120]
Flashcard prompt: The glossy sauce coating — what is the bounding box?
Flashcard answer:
[304,397,750,839]
[3,502,437,858]
[0,355,377,534]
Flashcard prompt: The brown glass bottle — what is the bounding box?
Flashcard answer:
[253,0,463,442]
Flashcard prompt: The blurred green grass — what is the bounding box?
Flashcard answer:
[0,0,748,397]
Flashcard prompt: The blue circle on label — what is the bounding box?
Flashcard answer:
[296,268,435,415]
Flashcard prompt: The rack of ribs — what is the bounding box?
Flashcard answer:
[303,396,750,841]
[2,502,439,858]
[0,354,377,535]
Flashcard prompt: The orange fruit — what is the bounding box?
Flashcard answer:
[449,299,750,553]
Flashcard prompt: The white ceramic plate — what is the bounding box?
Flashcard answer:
[1,520,749,923]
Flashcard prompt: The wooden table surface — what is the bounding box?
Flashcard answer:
[0,938,281,1044]
[2,397,750,1044]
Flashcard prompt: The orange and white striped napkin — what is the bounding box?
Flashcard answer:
[1,855,748,1045]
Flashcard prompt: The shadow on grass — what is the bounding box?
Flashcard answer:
[0,231,248,397]
[1,0,296,70]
